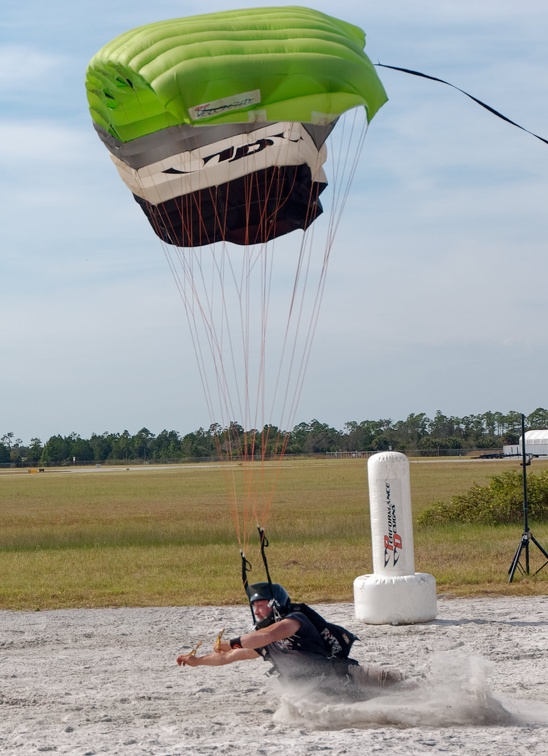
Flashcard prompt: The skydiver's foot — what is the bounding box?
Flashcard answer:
[348,664,409,688]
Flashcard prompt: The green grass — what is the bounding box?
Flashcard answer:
[1,458,547,609]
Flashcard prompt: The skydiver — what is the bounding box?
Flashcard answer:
[176,582,410,698]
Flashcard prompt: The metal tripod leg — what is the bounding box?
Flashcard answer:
[509,530,548,582]
[508,532,529,583]
[530,533,548,576]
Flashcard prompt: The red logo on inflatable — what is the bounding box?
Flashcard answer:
[384,482,403,567]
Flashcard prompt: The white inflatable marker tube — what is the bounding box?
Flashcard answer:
[369,451,415,577]
[354,451,437,625]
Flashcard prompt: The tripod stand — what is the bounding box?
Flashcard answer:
[508,414,548,582]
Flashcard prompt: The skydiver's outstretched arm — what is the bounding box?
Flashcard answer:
[177,647,259,667]
[215,617,302,653]
[176,616,302,667]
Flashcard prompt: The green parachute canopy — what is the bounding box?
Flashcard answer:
[85,6,387,246]
[86,6,387,140]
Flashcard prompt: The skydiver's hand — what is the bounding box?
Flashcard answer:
[214,640,231,653]
[177,653,201,667]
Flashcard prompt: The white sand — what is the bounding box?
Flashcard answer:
[1,596,548,755]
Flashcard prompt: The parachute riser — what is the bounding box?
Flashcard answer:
[240,549,256,624]
[257,526,287,620]
[258,526,274,593]
[241,527,278,624]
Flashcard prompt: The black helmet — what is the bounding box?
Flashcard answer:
[246,582,291,628]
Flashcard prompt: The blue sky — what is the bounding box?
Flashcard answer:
[2,0,548,443]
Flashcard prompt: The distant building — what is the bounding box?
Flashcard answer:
[504,430,548,458]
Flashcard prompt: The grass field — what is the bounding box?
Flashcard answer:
[1,457,548,610]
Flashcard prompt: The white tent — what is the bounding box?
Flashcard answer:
[521,430,548,456]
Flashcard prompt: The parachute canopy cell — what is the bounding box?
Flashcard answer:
[85,6,387,246]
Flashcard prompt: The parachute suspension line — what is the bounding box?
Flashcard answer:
[282,114,370,419]
[243,250,290,541]
[240,240,259,533]
[235,116,372,532]
[263,133,324,439]
[252,174,293,528]
[252,239,282,532]
[209,243,258,547]
[254,224,325,526]
[250,238,273,514]
[153,224,247,545]
[247,205,305,526]
[157,225,255,547]
[139,196,236,441]
[272,230,312,425]
[241,161,312,536]
[280,117,369,429]
[232,140,313,539]
[219,170,274,528]
[128,174,232,438]
[178,249,235,425]
[275,224,325,445]
[271,149,332,432]
[162,251,216,424]
[325,109,370,249]
[213,241,269,545]
[276,112,370,438]
[164,241,274,549]
[166,249,248,547]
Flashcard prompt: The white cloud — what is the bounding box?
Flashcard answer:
[0,120,93,163]
[0,45,67,92]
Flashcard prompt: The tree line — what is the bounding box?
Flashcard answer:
[1,408,547,467]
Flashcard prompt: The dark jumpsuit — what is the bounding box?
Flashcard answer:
[257,610,405,698]
[257,610,359,689]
